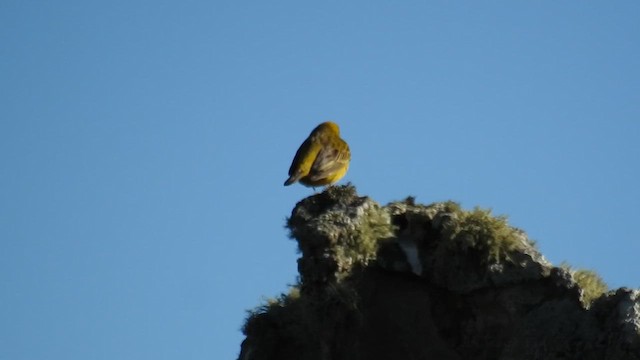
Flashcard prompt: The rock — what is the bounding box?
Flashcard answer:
[238,185,640,360]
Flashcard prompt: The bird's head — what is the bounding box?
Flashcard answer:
[312,121,340,135]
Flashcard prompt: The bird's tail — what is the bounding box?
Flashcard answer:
[283,176,297,186]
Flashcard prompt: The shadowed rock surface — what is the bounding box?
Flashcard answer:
[238,185,640,360]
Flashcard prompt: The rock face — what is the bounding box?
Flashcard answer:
[238,185,640,360]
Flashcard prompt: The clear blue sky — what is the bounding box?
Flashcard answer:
[1,1,639,359]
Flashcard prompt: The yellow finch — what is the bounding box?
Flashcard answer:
[284,121,351,187]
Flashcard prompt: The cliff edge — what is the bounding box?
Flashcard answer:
[238,185,640,360]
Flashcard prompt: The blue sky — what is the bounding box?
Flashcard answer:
[1,1,639,359]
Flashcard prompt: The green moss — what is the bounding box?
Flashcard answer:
[243,286,302,333]
[241,283,361,359]
[442,206,530,263]
[241,285,315,358]
[440,200,463,214]
[560,263,608,307]
[264,286,300,308]
[574,269,608,306]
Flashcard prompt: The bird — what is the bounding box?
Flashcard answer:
[284,121,351,188]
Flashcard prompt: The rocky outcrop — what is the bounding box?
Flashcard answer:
[238,185,640,360]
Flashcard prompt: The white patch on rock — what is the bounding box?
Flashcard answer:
[618,290,640,341]
[398,238,422,276]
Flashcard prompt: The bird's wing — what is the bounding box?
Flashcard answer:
[288,137,323,177]
[307,141,349,181]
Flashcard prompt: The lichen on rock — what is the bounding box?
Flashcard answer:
[286,184,394,291]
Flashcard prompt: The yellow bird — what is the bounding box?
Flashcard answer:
[284,121,351,187]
